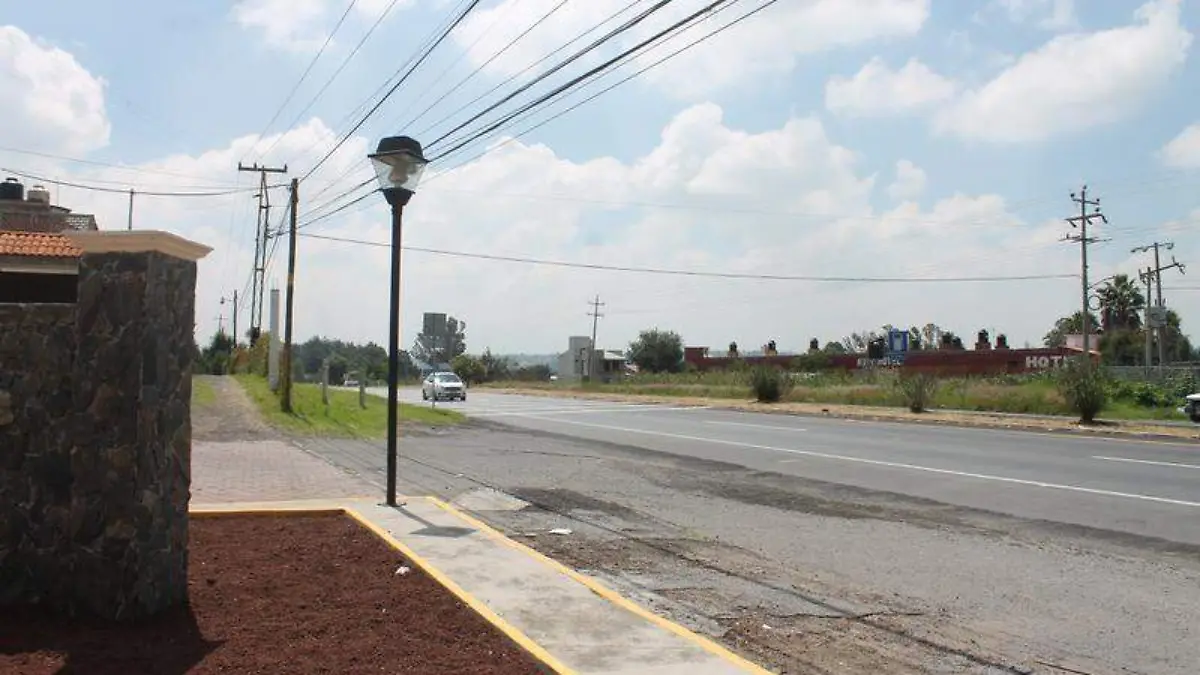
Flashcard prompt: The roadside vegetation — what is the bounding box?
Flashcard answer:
[484,367,1197,422]
[234,374,463,438]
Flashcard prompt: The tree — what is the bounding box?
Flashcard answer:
[479,348,512,381]
[841,330,880,353]
[199,330,235,374]
[1043,311,1101,348]
[1096,274,1144,332]
[1161,309,1194,363]
[451,354,487,384]
[412,316,467,368]
[627,328,684,373]
[908,326,923,351]
[821,341,847,354]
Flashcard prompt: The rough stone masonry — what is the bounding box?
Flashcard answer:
[0,233,207,621]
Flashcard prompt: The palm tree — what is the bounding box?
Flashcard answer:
[1096,274,1144,332]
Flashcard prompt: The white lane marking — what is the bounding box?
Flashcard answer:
[478,405,710,418]
[707,420,807,432]
[1094,456,1200,470]
[518,416,1200,509]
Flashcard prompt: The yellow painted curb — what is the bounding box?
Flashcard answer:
[343,507,576,675]
[426,496,775,675]
[191,508,343,519]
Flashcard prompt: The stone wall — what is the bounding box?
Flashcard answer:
[0,244,200,621]
[0,303,77,608]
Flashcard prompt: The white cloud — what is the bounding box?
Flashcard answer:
[0,26,109,155]
[452,0,931,99]
[989,0,1077,30]
[935,0,1193,143]
[230,0,409,52]
[887,160,926,200]
[825,57,956,117]
[1160,123,1200,168]
[43,102,1094,355]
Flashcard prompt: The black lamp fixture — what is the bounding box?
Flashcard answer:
[369,135,428,207]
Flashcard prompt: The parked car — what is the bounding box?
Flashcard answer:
[422,371,466,402]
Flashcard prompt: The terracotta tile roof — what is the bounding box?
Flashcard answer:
[0,230,82,258]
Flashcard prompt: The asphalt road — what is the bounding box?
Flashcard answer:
[384,387,1200,547]
[321,386,1200,673]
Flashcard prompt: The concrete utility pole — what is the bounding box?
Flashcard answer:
[127,189,135,231]
[1063,185,1108,364]
[281,178,299,414]
[237,161,288,344]
[1133,241,1185,371]
[587,295,605,382]
[1140,267,1154,373]
[268,288,281,391]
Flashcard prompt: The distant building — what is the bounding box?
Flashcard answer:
[556,336,626,382]
[0,177,99,233]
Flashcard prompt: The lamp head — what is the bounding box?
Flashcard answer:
[368,136,428,207]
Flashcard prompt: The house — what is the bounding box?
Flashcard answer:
[0,230,81,303]
[0,177,98,233]
[556,336,626,382]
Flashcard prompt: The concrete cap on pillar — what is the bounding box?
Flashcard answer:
[62,230,212,261]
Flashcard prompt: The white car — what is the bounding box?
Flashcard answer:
[422,371,466,402]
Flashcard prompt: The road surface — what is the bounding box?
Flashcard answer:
[383,387,1200,546]
[316,386,1200,673]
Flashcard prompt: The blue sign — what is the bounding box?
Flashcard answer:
[887,328,909,362]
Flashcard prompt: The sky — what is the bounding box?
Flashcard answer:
[3,0,1200,356]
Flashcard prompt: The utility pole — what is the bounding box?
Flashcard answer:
[237,161,288,344]
[1133,241,1185,372]
[281,178,299,414]
[1140,267,1153,373]
[127,189,135,231]
[1063,185,1108,365]
[587,295,604,382]
[219,290,239,349]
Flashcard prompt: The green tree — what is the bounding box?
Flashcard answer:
[1096,274,1144,332]
[451,353,486,384]
[1161,310,1194,363]
[199,330,235,374]
[1043,311,1101,348]
[628,328,684,374]
[412,316,467,367]
[479,348,512,381]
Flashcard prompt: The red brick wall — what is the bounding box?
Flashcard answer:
[684,346,1094,376]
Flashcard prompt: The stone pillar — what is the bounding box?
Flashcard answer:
[64,230,211,620]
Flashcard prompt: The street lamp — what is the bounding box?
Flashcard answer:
[369,135,428,507]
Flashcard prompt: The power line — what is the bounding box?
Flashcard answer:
[425,0,688,154]
[0,167,268,197]
[0,146,244,186]
[300,0,486,182]
[424,0,778,177]
[246,0,360,162]
[296,231,1078,282]
[411,0,646,140]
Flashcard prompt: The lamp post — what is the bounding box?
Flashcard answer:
[369,135,428,507]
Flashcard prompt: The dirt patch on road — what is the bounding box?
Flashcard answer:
[488,386,1200,442]
[192,375,277,442]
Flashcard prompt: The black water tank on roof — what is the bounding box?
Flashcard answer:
[0,177,23,201]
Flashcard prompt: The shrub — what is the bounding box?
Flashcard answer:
[894,372,939,413]
[749,366,792,403]
[1056,357,1109,423]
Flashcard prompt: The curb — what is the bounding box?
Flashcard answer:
[426,496,776,675]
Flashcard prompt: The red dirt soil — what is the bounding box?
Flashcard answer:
[0,513,548,674]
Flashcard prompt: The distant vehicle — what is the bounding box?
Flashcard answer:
[1180,393,1200,422]
[344,378,359,388]
[422,371,466,402]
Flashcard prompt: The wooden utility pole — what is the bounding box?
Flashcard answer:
[587,295,605,381]
[281,178,299,413]
[220,290,239,348]
[237,162,288,343]
[1063,186,1108,364]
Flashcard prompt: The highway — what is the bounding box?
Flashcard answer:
[384,388,1200,546]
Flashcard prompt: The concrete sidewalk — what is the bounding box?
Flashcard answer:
[192,495,770,675]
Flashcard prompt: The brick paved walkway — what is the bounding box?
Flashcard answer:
[192,439,375,504]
